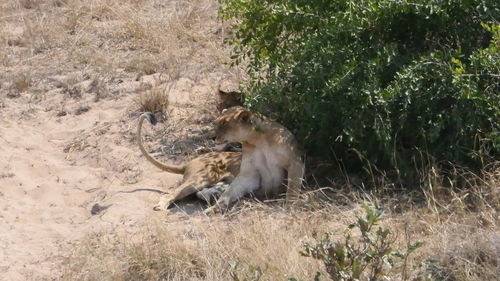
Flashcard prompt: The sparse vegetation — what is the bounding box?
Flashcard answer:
[300,204,423,281]
[11,72,32,94]
[60,173,499,281]
[125,56,161,76]
[136,86,171,119]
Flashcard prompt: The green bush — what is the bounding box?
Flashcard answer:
[219,0,499,181]
[300,204,424,281]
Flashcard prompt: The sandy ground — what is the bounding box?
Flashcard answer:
[0,1,236,278]
[0,72,223,280]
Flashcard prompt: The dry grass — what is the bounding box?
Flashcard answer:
[61,204,353,281]
[0,0,230,101]
[136,85,171,119]
[420,167,500,280]
[11,72,32,94]
[125,56,161,76]
[60,167,499,281]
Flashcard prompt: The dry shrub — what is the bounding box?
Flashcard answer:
[438,168,499,281]
[87,76,109,101]
[435,230,499,281]
[11,72,32,93]
[399,166,499,281]
[125,56,161,76]
[419,163,499,219]
[21,14,67,54]
[63,9,87,35]
[54,74,81,98]
[109,0,227,78]
[136,85,171,118]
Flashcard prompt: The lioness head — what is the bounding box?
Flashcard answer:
[215,106,254,142]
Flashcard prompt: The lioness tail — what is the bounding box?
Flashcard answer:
[137,112,184,174]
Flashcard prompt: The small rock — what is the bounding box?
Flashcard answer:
[90,203,111,215]
[74,105,90,115]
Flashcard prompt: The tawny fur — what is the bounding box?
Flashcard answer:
[204,106,305,214]
[137,112,241,211]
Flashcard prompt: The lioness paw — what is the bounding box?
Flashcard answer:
[152,204,163,211]
[153,202,168,211]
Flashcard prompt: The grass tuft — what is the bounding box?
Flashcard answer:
[136,85,171,119]
[11,72,32,94]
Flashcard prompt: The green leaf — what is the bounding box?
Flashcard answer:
[358,218,369,233]
[407,242,424,253]
[392,251,404,259]
[335,245,345,263]
[352,259,362,278]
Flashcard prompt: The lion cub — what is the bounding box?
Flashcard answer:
[205,106,305,214]
[137,112,241,211]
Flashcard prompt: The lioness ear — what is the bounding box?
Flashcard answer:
[236,110,252,122]
[221,109,228,114]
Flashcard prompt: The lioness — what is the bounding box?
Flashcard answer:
[204,106,305,214]
[137,112,241,211]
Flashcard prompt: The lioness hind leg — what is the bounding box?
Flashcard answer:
[153,182,208,211]
[204,171,260,215]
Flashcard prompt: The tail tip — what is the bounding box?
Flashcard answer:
[143,112,158,125]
